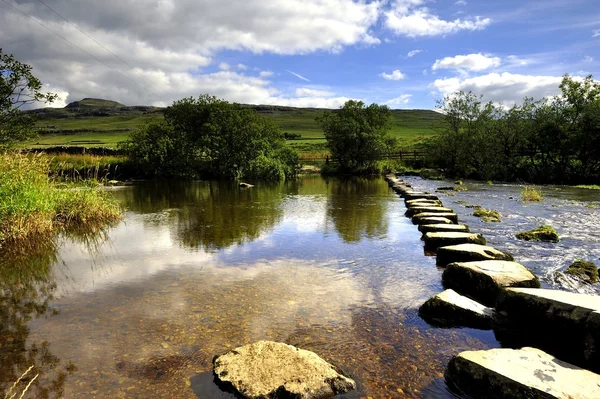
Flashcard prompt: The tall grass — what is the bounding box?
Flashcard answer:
[522,186,543,202]
[0,153,121,249]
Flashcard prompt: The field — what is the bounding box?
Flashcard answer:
[26,98,444,154]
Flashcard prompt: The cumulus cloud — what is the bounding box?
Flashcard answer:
[430,72,568,106]
[407,49,422,57]
[295,88,335,97]
[432,53,501,72]
[384,0,490,37]
[379,70,406,80]
[0,0,380,108]
[259,71,274,78]
[219,62,231,71]
[384,94,412,107]
[237,64,248,70]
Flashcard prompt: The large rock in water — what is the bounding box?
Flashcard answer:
[441,260,539,306]
[445,347,600,399]
[416,217,455,226]
[436,244,513,267]
[496,288,600,371]
[405,198,443,207]
[403,192,439,201]
[213,341,356,399]
[418,289,494,329]
[423,232,486,251]
[418,224,470,234]
[405,206,454,217]
[412,212,458,224]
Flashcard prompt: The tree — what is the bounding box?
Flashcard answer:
[317,100,395,170]
[120,95,299,180]
[0,49,57,149]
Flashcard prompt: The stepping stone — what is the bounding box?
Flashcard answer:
[496,288,600,368]
[405,206,454,217]
[445,347,600,399]
[405,199,443,208]
[404,193,439,201]
[442,260,539,306]
[412,212,458,224]
[418,224,470,234]
[416,217,455,226]
[423,232,486,251]
[392,185,413,195]
[213,341,356,399]
[436,244,513,267]
[418,289,494,329]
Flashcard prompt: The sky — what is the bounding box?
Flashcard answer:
[1,0,599,109]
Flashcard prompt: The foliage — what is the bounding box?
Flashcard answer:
[515,225,559,242]
[317,100,396,170]
[120,95,299,180]
[1,49,57,149]
[522,186,543,201]
[425,74,600,184]
[0,153,121,248]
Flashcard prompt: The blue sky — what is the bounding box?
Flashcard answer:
[1,0,598,109]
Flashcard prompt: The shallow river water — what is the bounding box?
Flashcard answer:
[1,176,599,398]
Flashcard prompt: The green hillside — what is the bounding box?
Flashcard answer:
[26,100,444,152]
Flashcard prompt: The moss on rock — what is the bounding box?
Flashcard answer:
[473,208,501,223]
[515,225,559,243]
[565,260,599,284]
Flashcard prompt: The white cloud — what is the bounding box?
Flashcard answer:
[286,70,310,82]
[430,72,568,106]
[593,29,600,38]
[295,88,335,97]
[432,53,501,72]
[584,56,594,63]
[407,49,422,58]
[384,94,412,107]
[237,63,248,70]
[423,69,428,76]
[219,62,231,70]
[385,0,490,37]
[259,71,274,78]
[455,0,467,5]
[379,70,406,80]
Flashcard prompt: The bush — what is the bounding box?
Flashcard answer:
[522,186,543,201]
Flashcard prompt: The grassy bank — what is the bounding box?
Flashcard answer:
[0,153,122,249]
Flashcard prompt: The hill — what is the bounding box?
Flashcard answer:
[25,99,444,152]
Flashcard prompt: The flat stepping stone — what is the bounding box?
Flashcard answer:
[436,244,513,267]
[418,224,470,234]
[213,341,356,399]
[392,185,413,195]
[442,260,539,306]
[403,192,439,201]
[445,347,600,399]
[423,232,486,251]
[419,289,494,329]
[412,212,458,224]
[497,288,600,368]
[405,206,454,217]
[405,199,443,208]
[416,217,455,226]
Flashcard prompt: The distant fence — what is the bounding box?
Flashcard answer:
[299,151,426,165]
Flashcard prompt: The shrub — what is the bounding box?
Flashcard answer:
[522,186,543,201]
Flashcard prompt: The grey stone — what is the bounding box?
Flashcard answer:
[445,347,600,399]
[442,261,539,306]
[412,212,458,224]
[436,244,513,267]
[418,289,494,329]
[405,199,443,208]
[405,206,454,217]
[213,341,356,399]
[403,192,439,201]
[423,232,486,251]
[418,224,470,234]
[416,217,455,226]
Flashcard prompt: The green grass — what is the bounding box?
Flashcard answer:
[522,186,543,201]
[0,153,122,249]
[575,185,600,189]
[26,101,444,152]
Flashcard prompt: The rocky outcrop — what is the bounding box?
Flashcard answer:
[412,212,458,224]
[445,347,600,399]
[515,225,559,243]
[565,260,599,284]
[436,244,513,267]
[441,260,539,306]
[418,289,494,329]
[496,288,600,371]
[418,224,470,234]
[213,341,356,399]
[423,232,486,251]
[405,206,454,217]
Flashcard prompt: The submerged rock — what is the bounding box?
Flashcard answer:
[445,347,600,399]
[423,232,486,251]
[473,208,502,223]
[412,212,458,224]
[515,225,559,243]
[565,260,599,284]
[418,289,494,329]
[418,224,470,234]
[213,341,356,399]
[405,206,454,217]
[442,260,539,306]
[436,244,513,267]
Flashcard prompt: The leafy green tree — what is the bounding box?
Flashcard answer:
[0,49,57,149]
[120,95,299,180]
[317,100,395,170]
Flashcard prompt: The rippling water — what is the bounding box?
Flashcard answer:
[1,176,598,398]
